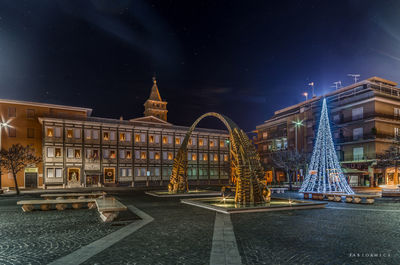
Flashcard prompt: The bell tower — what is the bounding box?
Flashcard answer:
[144,76,168,121]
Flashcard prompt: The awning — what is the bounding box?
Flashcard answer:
[342,168,369,174]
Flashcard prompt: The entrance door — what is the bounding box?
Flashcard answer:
[387,173,394,186]
[25,173,37,188]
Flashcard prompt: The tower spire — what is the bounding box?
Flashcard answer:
[144,76,168,121]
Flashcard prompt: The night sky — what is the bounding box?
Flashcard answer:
[1,0,400,131]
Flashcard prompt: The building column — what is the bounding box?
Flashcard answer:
[368,165,374,187]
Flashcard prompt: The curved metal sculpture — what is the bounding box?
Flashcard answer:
[168,112,270,204]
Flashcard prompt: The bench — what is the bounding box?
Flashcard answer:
[17,198,96,212]
[95,197,127,222]
[41,192,106,200]
[270,188,288,194]
[346,194,381,204]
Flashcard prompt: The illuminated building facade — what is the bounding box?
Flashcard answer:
[256,77,400,187]
[0,78,230,189]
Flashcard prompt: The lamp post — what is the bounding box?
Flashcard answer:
[0,122,9,189]
[292,119,303,151]
[303,92,308,101]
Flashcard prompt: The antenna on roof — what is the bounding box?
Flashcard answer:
[348,74,360,84]
[332,81,342,90]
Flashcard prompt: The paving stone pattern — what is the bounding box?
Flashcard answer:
[233,192,400,265]
[0,195,119,265]
[82,193,215,265]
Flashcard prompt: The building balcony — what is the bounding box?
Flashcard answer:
[335,112,400,124]
[336,133,395,144]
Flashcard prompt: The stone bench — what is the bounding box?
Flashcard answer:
[345,194,381,204]
[95,197,127,222]
[17,198,96,212]
[41,192,106,200]
[270,188,288,194]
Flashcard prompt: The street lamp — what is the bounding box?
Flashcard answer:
[292,119,303,151]
[0,122,9,189]
[303,92,308,101]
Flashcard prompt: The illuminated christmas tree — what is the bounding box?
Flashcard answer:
[300,98,354,194]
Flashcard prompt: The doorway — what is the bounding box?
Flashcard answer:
[25,173,38,188]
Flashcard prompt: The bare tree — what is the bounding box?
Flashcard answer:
[271,150,309,190]
[0,144,41,195]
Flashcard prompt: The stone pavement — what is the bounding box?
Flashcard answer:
[1,191,400,264]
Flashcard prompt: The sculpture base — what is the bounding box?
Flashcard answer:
[181,197,326,214]
[145,189,221,198]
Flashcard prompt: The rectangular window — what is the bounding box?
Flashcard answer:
[85,129,91,139]
[67,148,74,158]
[47,147,54,158]
[224,154,228,161]
[126,150,132,159]
[135,150,140,159]
[175,137,181,145]
[162,136,168,144]
[395,107,400,117]
[213,154,218,161]
[110,150,116,159]
[55,148,62,157]
[168,152,173,160]
[192,153,197,161]
[220,140,225,147]
[55,168,62,178]
[66,129,73,138]
[352,107,363,120]
[395,127,400,138]
[125,132,131,142]
[155,152,160,160]
[103,149,110,158]
[155,168,160,176]
[110,131,116,141]
[353,147,364,161]
[55,127,61,138]
[199,139,204,146]
[141,151,147,159]
[140,134,146,142]
[8,127,16,137]
[74,149,81,158]
[149,151,154,159]
[26,109,35,119]
[103,132,110,141]
[135,134,141,142]
[262,132,268,139]
[155,135,160,143]
[8,107,16,117]
[119,150,125,159]
[120,168,127,177]
[333,114,340,122]
[120,132,126,142]
[47,127,54,137]
[74,128,81,139]
[353,128,363,141]
[47,168,54,178]
[163,152,167,160]
[149,135,154,143]
[127,168,132,177]
[210,140,215,147]
[92,130,99,139]
[203,154,208,161]
[27,128,34,138]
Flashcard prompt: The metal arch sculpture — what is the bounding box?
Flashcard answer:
[168,112,270,204]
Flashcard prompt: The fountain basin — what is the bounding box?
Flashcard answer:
[181,197,327,214]
[145,189,222,198]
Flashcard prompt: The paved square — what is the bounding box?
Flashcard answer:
[1,191,400,264]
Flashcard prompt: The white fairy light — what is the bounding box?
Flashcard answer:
[300,98,354,194]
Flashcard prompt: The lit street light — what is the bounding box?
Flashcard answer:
[303,92,308,101]
[0,122,9,189]
[292,119,303,151]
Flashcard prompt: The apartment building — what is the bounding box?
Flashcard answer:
[0,77,230,189]
[255,76,400,187]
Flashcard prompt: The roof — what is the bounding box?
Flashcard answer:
[129,115,172,125]
[147,77,163,102]
[0,98,92,116]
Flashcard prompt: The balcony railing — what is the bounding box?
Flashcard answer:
[336,133,396,144]
[334,112,400,124]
